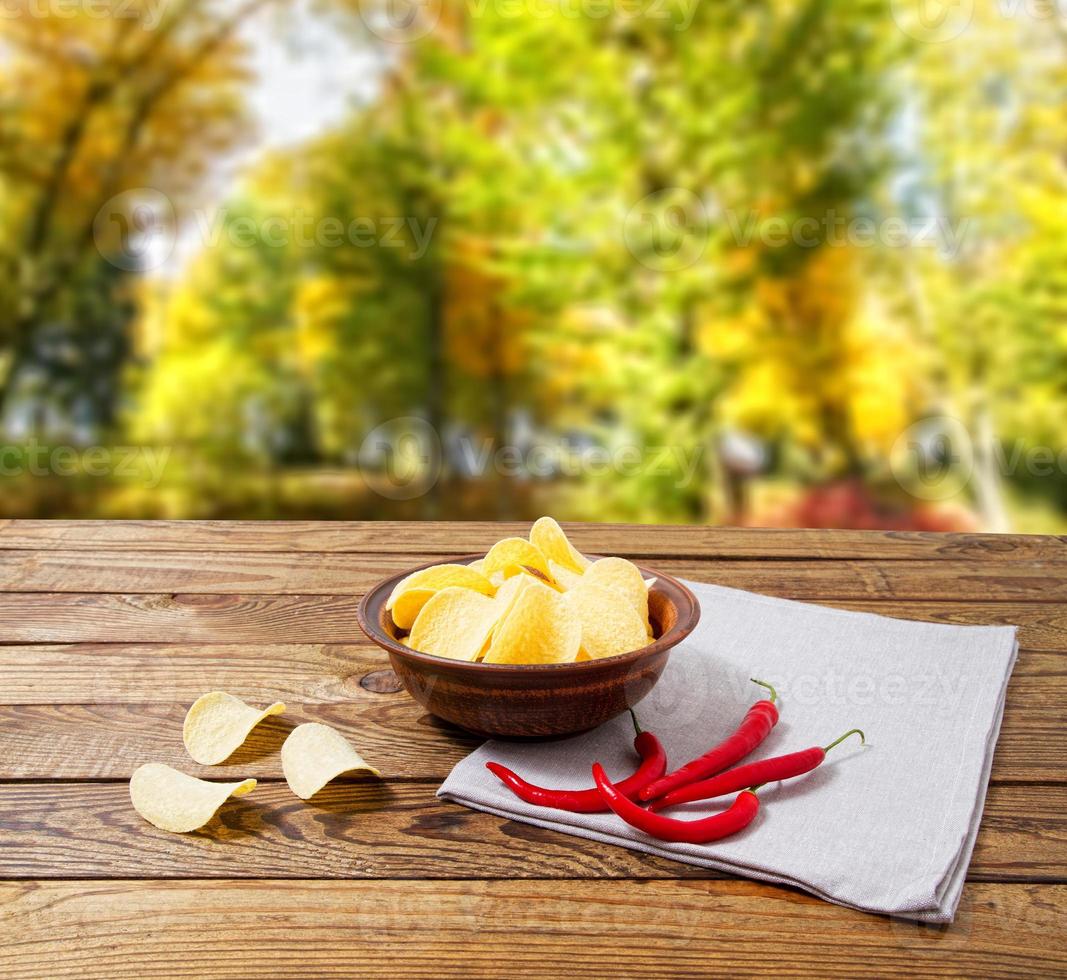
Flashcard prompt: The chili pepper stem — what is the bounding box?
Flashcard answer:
[749,678,777,704]
[823,728,865,753]
[628,709,642,737]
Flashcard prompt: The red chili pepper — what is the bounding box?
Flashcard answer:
[593,763,760,844]
[649,729,865,811]
[639,678,779,802]
[485,711,667,814]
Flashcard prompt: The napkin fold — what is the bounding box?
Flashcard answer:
[438,581,1018,922]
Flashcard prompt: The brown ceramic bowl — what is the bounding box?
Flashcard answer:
[356,554,700,738]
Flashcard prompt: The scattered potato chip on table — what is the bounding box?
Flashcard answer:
[281,722,381,801]
[182,691,286,765]
[130,763,257,833]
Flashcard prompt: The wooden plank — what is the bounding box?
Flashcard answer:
[0,781,1061,881]
[1,519,1063,561]
[0,639,1056,704]
[0,593,364,643]
[0,648,1057,781]
[0,701,480,781]
[0,644,386,704]
[5,551,1067,600]
[0,550,423,595]
[0,593,1061,645]
[1,880,1065,979]
[0,883,1062,980]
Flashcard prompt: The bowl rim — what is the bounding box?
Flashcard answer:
[356,552,701,674]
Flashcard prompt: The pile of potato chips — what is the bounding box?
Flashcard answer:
[130,692,379,833]
[388,517,656,665]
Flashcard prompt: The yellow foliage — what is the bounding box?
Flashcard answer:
[294,276,348,373]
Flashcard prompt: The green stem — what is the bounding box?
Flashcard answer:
[823,728,865,753]
[628,708,643,737]
[750,678,777,704]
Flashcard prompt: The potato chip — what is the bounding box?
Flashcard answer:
[492,573,532,615]
[585,556,649,626]
[548,560,584,591]
[390,588,437,630]
[483,537,550,578]
[565,581,649,660]
[468,559,486,574]
[130,763,256,833]
[409,586,503,662]
[182,691,286,766]
[484,581,581,664]
[386,563,493,612]
[281,722,380,800]
[520,564,560,588]
[530,516,590,573]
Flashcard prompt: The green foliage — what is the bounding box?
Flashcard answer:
[1,0,1065,528]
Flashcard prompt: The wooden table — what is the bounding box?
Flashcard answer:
[0,521,1064,977]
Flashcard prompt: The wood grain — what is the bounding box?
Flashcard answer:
[0,651,1059,781]
[0,520,1064,976]
[0,593,364,643]
[1,879,1065,978]
[0,701,479,780]
[4,550,1067,600]
[0,781,1062,881]
[0,592,1062,646]
[2,519,1064,560]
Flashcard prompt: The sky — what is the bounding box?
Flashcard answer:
[164,0,389,275]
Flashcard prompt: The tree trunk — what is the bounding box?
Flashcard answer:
[970,400,1010,532]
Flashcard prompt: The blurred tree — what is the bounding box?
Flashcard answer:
[0,0,271,425]
[888,6,1067,529]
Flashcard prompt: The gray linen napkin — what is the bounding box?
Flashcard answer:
[438,581,1018,922]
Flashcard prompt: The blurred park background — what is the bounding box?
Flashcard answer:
[1,0,1064,530]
